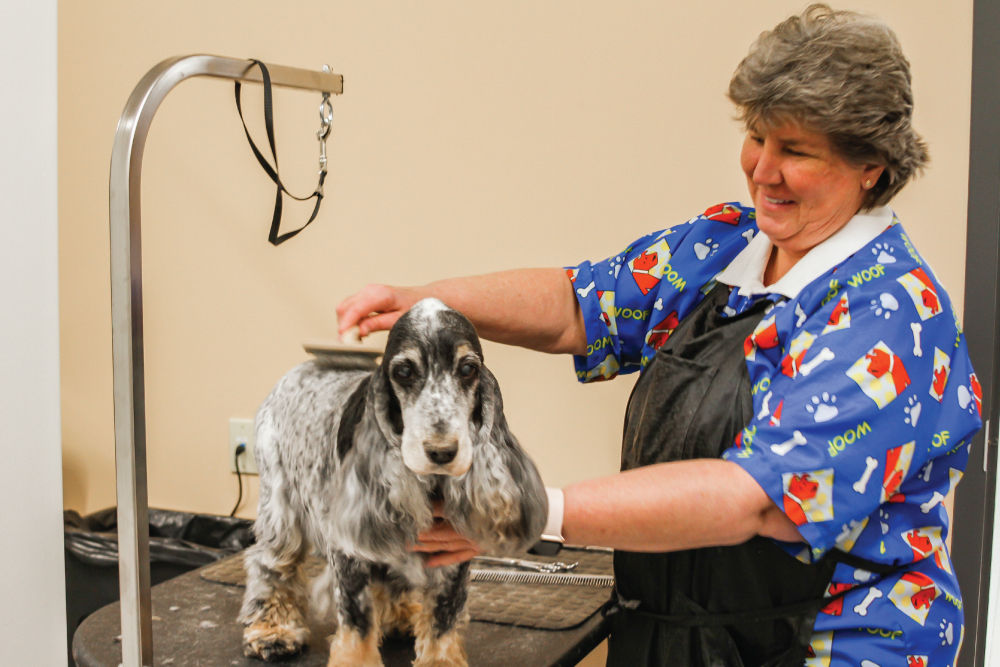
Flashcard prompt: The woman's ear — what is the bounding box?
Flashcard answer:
[862,164,885,190]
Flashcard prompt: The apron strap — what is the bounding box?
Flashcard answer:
[606,547,900,629]
[825,547,898,575]
[605,586,837,628]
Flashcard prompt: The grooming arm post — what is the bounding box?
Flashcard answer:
[109,54,342,666]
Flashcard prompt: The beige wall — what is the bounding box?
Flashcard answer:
[59,1,973,527]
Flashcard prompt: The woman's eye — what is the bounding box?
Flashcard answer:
[458,362,479,379]
[392,363,414,381]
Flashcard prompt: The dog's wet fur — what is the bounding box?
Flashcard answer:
[240,299,547,666]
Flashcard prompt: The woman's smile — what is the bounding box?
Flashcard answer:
[740,123,884,275]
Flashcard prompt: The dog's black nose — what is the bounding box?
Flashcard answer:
[426,446,457,465]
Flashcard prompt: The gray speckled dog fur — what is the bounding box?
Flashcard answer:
[239,298,547,666]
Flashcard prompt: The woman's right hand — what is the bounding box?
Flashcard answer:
[336,284,426,340]
[336,269,586,353]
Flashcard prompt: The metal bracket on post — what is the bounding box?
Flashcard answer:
[109,55,343,666]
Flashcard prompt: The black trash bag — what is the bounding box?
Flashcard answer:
[64,507,255,666]
[64,507,254,568]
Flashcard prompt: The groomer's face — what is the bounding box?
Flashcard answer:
[741,122,883,262]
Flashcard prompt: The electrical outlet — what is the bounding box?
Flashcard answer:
[229,418,258,475]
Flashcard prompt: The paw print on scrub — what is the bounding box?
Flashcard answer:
[854,568,874,583]
[957,373,983,416]
[870,292,899,319]
[806,392,838,423]
[878,508,891,555]
[872,242,896,264]
[939,619,954,646]
[607,254,625,279]
[904,395,922,427]
[693,238,720,261]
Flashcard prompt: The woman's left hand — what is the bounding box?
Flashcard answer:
[410,503,481,567]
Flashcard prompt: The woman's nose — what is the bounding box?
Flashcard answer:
[752,145,782,186]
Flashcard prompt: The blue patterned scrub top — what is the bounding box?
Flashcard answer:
[568,203,981,666]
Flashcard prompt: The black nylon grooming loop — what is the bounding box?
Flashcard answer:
[235,59,334,245]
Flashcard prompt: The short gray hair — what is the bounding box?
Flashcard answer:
[728,3,928,208]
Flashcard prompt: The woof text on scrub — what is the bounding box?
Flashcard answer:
[930,431,950,449]
[586,336,614,357]
[846,263,886,289]
[827,421,872,457]
[751,376,771,396]
[615,307,653,321]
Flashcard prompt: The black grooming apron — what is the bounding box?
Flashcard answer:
[608,283,836,667]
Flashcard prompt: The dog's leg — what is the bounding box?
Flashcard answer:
[240,492,310,661]
[240,542,310,660]
[412,563,470,667]
[373,578,420,638]
[327,553,383,667]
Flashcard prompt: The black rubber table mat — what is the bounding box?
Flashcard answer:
[201,547,613,631]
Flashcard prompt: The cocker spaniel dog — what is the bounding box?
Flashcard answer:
[239,298,548,666]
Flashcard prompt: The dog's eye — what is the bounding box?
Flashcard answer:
[392,362,415,382]
[458,361,479,379]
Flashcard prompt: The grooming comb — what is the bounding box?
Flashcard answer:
[473,555,579,573]
[470,568,614,588]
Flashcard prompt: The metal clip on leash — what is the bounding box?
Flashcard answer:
[236,59,335,245]
[316,64,334,196]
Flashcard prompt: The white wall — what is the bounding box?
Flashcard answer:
[0,1,66,664]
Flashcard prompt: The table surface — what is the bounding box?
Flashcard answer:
[72,561,611,667]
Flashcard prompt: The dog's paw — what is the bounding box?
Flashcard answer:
[413,631,468,667]
[243,621,309,662]
[326,627,384,667]
[413,652,468,667]
[413,656,468,667]
[327,655,383,667]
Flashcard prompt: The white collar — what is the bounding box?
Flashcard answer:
[716,206,894,299]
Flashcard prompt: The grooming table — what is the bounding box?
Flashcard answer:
[72,548,613,666]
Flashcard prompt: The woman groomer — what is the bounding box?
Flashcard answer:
[337,5,981,665]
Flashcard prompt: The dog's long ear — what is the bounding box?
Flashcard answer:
[370,357,404,442]
[472,365,500,436]
[385,379,403,435]
[457,365,548,553]
[336,376,370,461]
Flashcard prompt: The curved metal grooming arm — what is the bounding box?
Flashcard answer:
[109,55,343,666]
